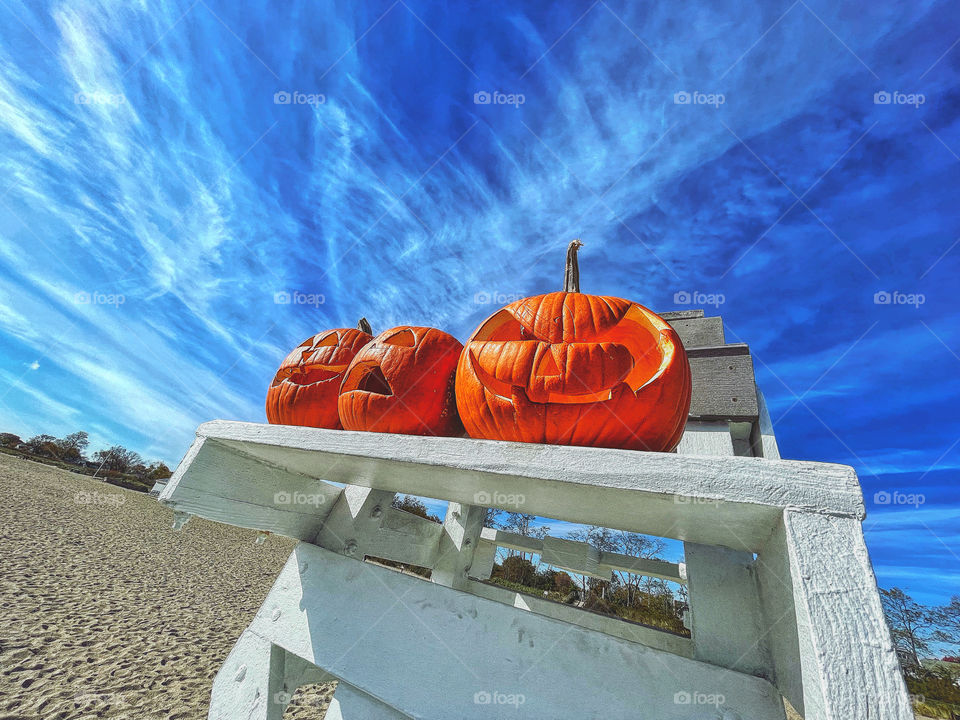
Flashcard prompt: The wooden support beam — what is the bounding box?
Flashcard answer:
[315,487,443,569]
[229,543,785,719]
[165,422,864,551]
[479,528,685,584]
[432,503,485,589]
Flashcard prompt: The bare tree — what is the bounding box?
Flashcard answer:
[92,445,143,474]
[496,513,549,562]
[932,596,960,651]
[880,587,935,662]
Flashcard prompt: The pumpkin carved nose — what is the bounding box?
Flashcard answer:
[341,361,393,396]
[468,341,635,403]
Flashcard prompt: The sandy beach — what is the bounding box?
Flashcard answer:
[0,452,333,719]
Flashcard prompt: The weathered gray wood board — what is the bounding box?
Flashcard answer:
[659,310,760,423]
[666,315,725,348]
[659,309,705,320]
[687,344,760,421]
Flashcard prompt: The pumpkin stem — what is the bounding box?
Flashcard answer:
[357,317,373,334]
[564,239,584,293]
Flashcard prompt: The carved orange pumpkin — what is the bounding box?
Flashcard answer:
[338,326,463,436]
[266,319,374,428]
[456,241,691,451]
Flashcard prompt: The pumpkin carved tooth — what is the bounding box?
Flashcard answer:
[456,241,691,452]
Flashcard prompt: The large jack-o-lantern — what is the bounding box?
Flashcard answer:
[338,326,464,436]
[456,241,691,451]
[266,318,374,428]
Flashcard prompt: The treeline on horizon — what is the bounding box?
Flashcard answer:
[0,430,171,492]
[383,496,689,637]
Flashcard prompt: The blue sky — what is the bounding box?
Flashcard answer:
[0,1,958,611]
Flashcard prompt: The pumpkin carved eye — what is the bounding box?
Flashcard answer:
[472,311,531,342]
[311,333,339,349]
[342,361,393,396]
[381,328,416,347]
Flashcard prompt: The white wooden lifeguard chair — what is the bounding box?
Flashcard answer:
[159,309,911,719]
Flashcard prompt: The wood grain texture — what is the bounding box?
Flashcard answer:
[782,511,913,719]
[659,309,705,320]
[666,316,725,348]
[688,349,759,421]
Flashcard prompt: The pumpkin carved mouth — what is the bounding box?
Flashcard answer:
[466,348,616,404]
[464,305,672,406]
[275,363,349,387]
[341,361,393,396]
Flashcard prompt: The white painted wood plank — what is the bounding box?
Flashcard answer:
[462,578,693,658]
[677,421,735,456]
[756,515,805,714]
[325,683,412,720]
[757,391,781,460]
[468,539,497,580]
[679,412,771,679]
[541,535,601,577]
[781,511,912,719]
[244,543,784,719]
[684,543,771,677]
[160,436,341,540]
[315,487,443,569]
[180,421,862,551]
[432,503,485,589]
